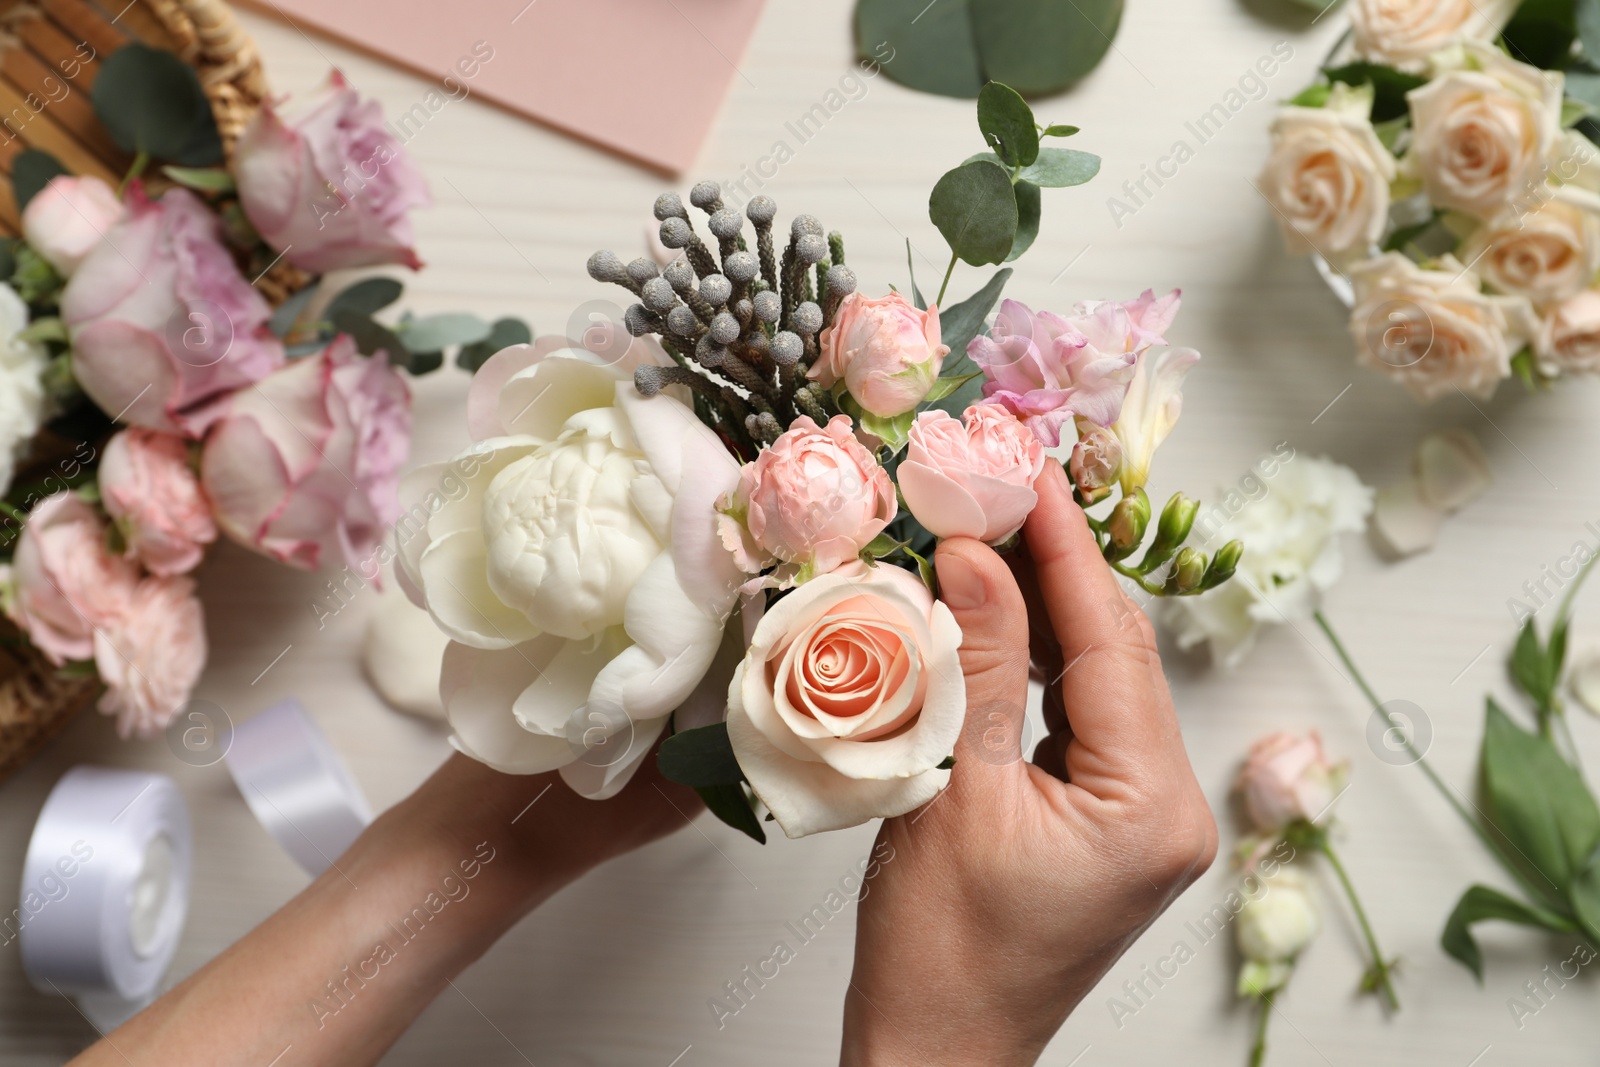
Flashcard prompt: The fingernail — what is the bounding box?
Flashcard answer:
[935,553,985,610]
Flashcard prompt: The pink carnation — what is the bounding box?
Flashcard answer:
[94,575,207,739]
[101,428,217,576]
[2,493,139,664]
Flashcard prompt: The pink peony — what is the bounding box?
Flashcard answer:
[1237,731,1349,832]
[967,290,1182,446]
[235,70,431,274]
[100,428,217,576]
[61,185,285,437]
[2,493,139,664]
[201,334,411,572]
[21,175,125,278]
[898,403,1045,544]
[810,292,949,417]
[719,413,896,579]
[94,575,206,739]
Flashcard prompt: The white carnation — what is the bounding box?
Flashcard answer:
[0,282,47,497]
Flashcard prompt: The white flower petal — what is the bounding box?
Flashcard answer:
[1373,478,1445,557]
[442,640,575,774]
[499,352,623,440]
[418,528,542,649]
[1416,429,1491,512]
[559,714,668,800]
[362,583,449,719]
[512,628,630,737]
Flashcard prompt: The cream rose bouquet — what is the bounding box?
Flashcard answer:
[400,84,1242,840]
[0,45,521,744]
[1260,2,1600,399]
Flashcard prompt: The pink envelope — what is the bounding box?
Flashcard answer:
[241,0,766,173]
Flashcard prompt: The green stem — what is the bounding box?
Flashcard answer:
[1248,990,1273,1067]
[1552,550,1600,633]
[935,251,957,308]
[0,500,25,522]
[1319,838,1399,1012]
[1313,610,1561,910]
[118,150,150,197]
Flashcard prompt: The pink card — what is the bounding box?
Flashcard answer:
[242,0,765,173]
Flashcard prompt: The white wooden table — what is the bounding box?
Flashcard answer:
[2,1,1594,1062]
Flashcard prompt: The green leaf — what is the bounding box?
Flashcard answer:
[1040,123,1079,137]
[1481,698,1600,893]
[859,532,906,559]
[1381,210,1439,253]
[457,317,534,373]
[1006,179,1041,261]
[977,81,1038,167]
[12,150,68,214]
[161,165,236,193]
[401,312,492,353]
[968,0,1123,97]
[92,44,222,165]
[938,266,1013,357]
[1581,0,1600,62]
[1284,0,1339,10]
[1372,115,1408,155]
[1510,619,1555,708]
[1017,147,1100,188]
[0,237,17,283]
[855,0,983,99]
[1323,63,1427,124]
[18,317,67,344]
[936,755,956,770]
[268,281,320,339]
[326,277,404,319]
[859,408,917,453]
[1563,97,1594,128]
[905,239,927,310]
[1571,843,1600,942]
[1504,0,1578,71]
[658,721,745,788]
[1288,83,1332,108]
[331,307,406,362]
[696,782,766,844]
[1441,884,1578,980]
[929,159,1019,266]
[405,350,444,375]
[921,371,983,404]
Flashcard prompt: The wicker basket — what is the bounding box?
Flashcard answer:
[0,0,279,782]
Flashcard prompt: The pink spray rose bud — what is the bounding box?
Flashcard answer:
[61,185,286,437]
[898,403,1045,544]
[810,292,949,418]
[21,175,125,278]
[94,574,207,739]
[100,428,217,577]
[202,334,411,573]
[1068,420,1124,504]
[2,492,140,665]
[1237,731,1350,832]
[235,70,432,274]
[718,413,896,579]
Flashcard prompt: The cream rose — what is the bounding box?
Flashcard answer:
[726,562,964,838]
[1405,43,1563,219]
[1457,191,1600,307]
[1258,85,1396,263]
[398,341,745,798]
[1346,252,1536,401]
[1236,867,1320,995]
[1537,288,1600,374]
[1350,0,1517,72]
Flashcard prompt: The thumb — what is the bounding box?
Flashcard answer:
[933,538,1032,773]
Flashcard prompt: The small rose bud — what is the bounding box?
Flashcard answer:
[1105,488,1150,560]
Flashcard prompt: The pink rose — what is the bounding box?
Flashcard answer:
[726,562,965,837]
[2,493,139,664]
[94,575,206,739]
[21,175,125,278]
[202,335,411,572]
[61,185,285,437]
[718,413,896,579]
[100,428,217,576]
[968,290,1181,446]
[1237,731,1349,832]
[898,403,1045,544]
[236,71,431,274]
[810,292,949,417]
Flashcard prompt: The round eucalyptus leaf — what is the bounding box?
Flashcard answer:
[977,82,1038,167]
[458,317,534,373]
[1005,180,1042,262]
[968,0,1124,97]
[331,307,406,361]
[929,160,1019,267]
[92,44,223,165]
[402,312,492,352]
[1019,147,1101,187]
[12,150,68,213]
[326,277,404,319]
[855,0,983,99]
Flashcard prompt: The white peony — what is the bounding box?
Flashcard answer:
[0,282,48,497]
[397,341,744,798]
[1169,455,1372,669]
[1349,0,1518,72]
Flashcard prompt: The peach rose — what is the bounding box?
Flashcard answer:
[1350,0,1517,72]
[101,428,217,577]
[1536,289,1600,374]
[1236,731,1349,832]
[1458,193,1600,308]
[810,292,948,417]
[898,404,1044,544]
[93,575,206,739]
[2,492,139,664]
[718,414,896,580]
[726,562,964,837]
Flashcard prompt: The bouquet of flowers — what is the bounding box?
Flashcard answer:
[0,12,527,757]
[399,83,1242,840]
[1259,0,1600,400]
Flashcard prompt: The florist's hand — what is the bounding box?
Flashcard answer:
[841,462,1218,1067]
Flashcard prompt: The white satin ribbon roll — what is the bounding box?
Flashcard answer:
[18,767,192,1032]
[224,698,373,877]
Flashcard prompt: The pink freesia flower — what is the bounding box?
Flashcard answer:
[811,292,949,417]
[1237,731,1349,832]
[21,175,124,278]
[898,403,1045,544]
[61,185,285,437]
[201,334,411,573]
[94,575,206,739]
[236,70,431,274]
[101,428,217,576]
[2,493,139,664]
[967,290,1182,446]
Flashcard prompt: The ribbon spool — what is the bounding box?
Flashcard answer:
[224,698,372,877]
[17,767,192,1032]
